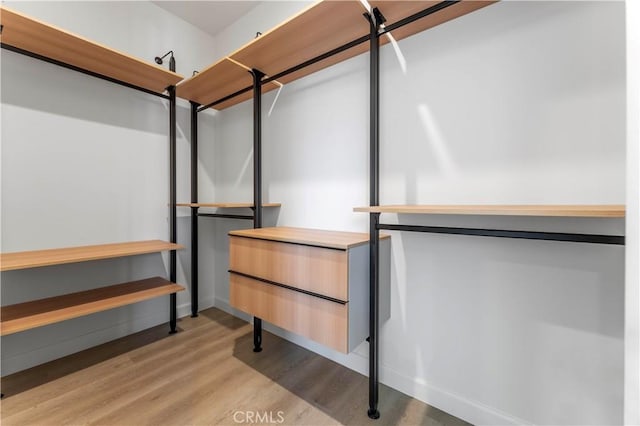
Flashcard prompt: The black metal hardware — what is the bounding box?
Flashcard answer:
[377,224,625,245]
[155,50,175,72]
[251,68,266,353]
[169,77,178,334]
[256,32,262,38]
[1,43,171,99]
[263,34,370,85]
[198,85,253,112]
[229,271,349,305]
[367,9,382,421]
[190,101,200,318]
[193,70,199,76]
[198,213,254,220]
[378,1,458,37]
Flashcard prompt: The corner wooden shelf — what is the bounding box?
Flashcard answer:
[354,205,626,218]
[0,240,184,272]
[176,202,281,208]
[0,277,185,336]
[0,5,183,94]
[175,0,494,110]
[229,226,389,250]
[176,57,280,110]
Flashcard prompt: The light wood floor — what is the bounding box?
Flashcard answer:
[1,308,470,426]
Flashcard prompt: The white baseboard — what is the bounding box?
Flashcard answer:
[213,296,529,426]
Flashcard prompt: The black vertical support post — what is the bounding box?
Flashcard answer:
[251,68,265,353]
[190,101,199,318]
[368,8,382,420]
[169,84,178,333]
[169,59,178,334]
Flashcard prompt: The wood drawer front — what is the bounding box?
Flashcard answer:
[229,236,348,301]
[230,273,349,353]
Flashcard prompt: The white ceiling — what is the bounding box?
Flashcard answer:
[153,1,261,37]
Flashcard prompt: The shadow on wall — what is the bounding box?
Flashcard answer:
[1,50,177,135]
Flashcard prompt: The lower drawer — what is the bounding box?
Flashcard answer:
[230,273,349,353]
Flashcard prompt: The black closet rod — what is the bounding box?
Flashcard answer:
[1,43,172,100]
[199,0,459,112]
[377,223,625,245]
[378,1,459,36]
[197,213,254,220]
[197,34,370,112]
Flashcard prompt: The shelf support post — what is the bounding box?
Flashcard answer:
[367,8,384,420]
[169,58,178,334]
[251,68,266,353]
[190,101,200,318]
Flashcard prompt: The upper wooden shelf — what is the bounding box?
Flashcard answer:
[0,240,184,272]
[176,202,281,208]
[0,277,184,336]
[176,0,494,110]
[353,205,626,218]
[0,6,184,94]
[229,226,389,250]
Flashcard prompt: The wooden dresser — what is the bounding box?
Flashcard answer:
[229,227,390,353]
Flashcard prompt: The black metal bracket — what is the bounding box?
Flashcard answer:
[372,8,387,28]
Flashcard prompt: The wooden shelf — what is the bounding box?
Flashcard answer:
[0,6,183,94]
[0,277,184,336]
[229,226,389,250]
[371,1,496,44]
[176,57,280,110]
[176,202,281,208]
[176,0,494,110]
[353,205,626,218]
[0,240,184,272]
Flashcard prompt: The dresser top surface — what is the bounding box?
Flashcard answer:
[229,227,389,250]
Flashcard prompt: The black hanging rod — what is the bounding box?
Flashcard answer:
[196,1,460,111]
[378,1,459,36]
[377,223,625,245]
[198,85,253,112]
[197,213,254,220]
[1,43,171,99]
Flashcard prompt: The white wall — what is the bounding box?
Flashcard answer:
[625,0,640,424]
[0,1,216,374]
[206,1,628,425]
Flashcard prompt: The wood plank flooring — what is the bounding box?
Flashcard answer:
[1,307,469,426]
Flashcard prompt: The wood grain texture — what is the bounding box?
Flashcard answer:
[230,273,349,353]
[229,236,348,301]
[0,240,184,271]
[175,202,281,208]
[353,205,626,218]
[0,277,184,336]
[0,6,183,93]
[0,308,470,426]
[228,227,388,250]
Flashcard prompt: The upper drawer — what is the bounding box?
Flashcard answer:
[229,236,348,301]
